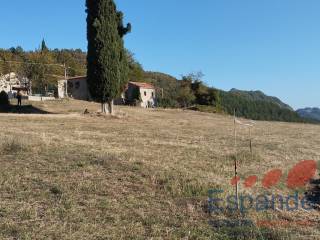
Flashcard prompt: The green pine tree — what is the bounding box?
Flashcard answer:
[86,0,131,114]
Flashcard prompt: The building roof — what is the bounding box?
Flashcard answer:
[67,76,87,81]
[129,82,155,89]
[58,76,86,82]
[12,86,28,91]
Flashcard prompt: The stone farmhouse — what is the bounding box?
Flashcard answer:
[58,76,88,100]
[125,82,156,108]
[58,77,156,108]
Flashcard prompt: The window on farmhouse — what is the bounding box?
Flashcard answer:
[68,81,74,89]
[75,81,80,89]
[144,91,147,96]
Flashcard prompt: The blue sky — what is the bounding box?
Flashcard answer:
[0,0,319,109]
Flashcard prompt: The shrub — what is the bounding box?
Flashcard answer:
[0,138,28,154]
[50,186,63,196]
[188,104,223,114]
[0,91,9,106]
[157,97,179,108]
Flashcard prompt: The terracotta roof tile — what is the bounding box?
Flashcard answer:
[67,76,86,81]
[129,82,155,89]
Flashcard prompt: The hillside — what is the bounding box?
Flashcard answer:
[297,107,320,121]
[219,89,307,122]
[229,88,293,110]
[0,99,319,239]
[142,72,310,123]
[143,71,179,100]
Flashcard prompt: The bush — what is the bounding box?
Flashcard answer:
[157,97,179,108]
[188,104,223,114]
[0,138,28,155]
[0,91,9,106]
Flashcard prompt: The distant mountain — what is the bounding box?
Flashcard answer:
[296,108,320,121]
[229,89,293,111]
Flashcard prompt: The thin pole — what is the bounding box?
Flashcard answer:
[9,62,12,91]
[234,109,239,208]
[64,63,68,97]
[249,127,253,159]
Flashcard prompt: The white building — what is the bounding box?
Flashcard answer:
[58,76,89,100]
[125,82,156,108]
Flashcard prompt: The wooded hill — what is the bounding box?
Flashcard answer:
[142,71,317,123]
[0,42,86,94]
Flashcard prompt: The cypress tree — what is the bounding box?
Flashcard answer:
[41,39,49,52]
[86,0,131,114]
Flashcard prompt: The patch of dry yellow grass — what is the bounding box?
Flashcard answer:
[0,99,318,239]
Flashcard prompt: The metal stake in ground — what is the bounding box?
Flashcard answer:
[249,127,253,160]
[233,109,239,209]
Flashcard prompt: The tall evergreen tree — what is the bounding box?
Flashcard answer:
[86,0,131,114]
[41,39,49,52]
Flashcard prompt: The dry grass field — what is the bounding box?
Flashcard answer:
[0,99,319,239]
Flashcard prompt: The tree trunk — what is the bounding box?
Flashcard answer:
[101,103,107,114]
[29,80,32,95]
[107,100,114,115]
[101,100,114,115]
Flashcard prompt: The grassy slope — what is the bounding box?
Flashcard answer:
[0,99,319,239]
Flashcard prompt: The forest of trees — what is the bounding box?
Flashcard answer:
[219,90,305,122]
[0,40,145,97]
[142,71,221,110]
[0,41,86,95]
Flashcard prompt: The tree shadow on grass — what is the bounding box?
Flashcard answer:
[305,177,320,210]
[0,104,51,114]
